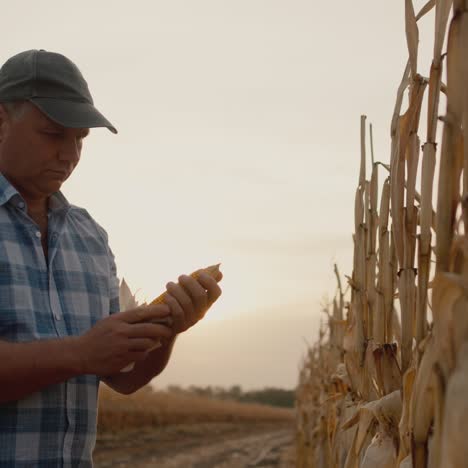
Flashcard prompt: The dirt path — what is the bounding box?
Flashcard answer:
[94,422,295,467]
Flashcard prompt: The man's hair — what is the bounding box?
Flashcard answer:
[1,101,27,120]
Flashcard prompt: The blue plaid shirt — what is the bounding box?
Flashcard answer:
[0,173,120,467]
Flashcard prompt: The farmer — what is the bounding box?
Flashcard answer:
[0,49,223,466]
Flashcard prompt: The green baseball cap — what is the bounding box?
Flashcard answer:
[0,49,117,134]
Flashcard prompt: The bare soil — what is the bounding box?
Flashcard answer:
[94,422,295,468]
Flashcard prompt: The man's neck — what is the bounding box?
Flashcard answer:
[25,196,49,216]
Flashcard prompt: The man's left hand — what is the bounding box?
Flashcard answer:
[164,270,223,334]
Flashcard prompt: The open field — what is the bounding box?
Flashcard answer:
[95,384,295,467]
[97,384,294,431]
[94,422,295,468]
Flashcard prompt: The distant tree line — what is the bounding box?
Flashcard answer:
[165,384,295,408]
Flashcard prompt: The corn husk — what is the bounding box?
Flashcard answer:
[439,342,468,468]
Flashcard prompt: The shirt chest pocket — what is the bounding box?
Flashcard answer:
[52,243,111,335]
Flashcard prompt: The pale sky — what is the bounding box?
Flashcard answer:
[3,1,436,389]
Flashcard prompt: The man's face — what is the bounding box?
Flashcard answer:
[0,102,89,200]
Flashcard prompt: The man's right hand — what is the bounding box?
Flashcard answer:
[74,304,173,376]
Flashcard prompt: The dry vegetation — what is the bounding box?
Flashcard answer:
[98,384,294,433]
[296,1,468,467]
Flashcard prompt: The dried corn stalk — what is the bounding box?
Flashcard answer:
[295,1,468,466]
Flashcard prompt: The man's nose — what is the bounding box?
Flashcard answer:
[58,137,81,163]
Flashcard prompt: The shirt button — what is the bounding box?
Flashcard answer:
[18,201,25,209]
[35,231,41,238]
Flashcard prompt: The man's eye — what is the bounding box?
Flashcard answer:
[42,130,63,136]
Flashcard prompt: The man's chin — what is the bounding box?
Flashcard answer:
[44,172,69,191]
[41,179,64,195]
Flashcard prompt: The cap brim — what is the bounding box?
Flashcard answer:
[30,97,117,134]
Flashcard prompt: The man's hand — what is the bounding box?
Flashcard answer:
[75,304,173,376]
[101,268,223,395]
[164,269,223,334]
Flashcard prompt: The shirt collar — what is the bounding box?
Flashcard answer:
[48,191,70,213]
[0,172,71,213]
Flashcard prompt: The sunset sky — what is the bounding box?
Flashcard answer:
[3,1,435,389]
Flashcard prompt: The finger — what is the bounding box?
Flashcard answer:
[119,303,171,324]
[126,322,173,340]
[164,293,188,333]
[192,265,223,282]
[127,350,151,363]
[128,338,161,352]
[209,268,223,282]
[196,273,222,305]
[150,316,174,327]
[178,275,208,315]
[166,280,196,319]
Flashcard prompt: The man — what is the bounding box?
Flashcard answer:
[0,50,223,467]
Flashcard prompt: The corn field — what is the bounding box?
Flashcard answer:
[296,1,468,467]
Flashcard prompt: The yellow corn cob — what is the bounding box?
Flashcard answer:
[120,263,222,372]
[150,263,222,306]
